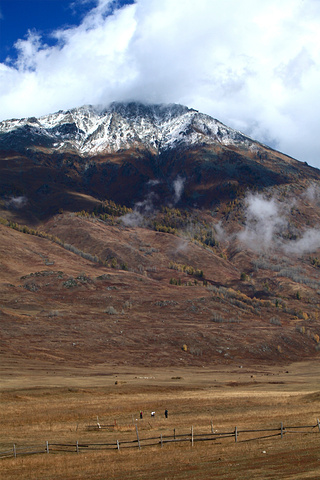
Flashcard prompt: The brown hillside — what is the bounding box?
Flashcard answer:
[1,200,320,369]
[2,104,320,370]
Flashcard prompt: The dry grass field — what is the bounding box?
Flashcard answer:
[1,361,320,479]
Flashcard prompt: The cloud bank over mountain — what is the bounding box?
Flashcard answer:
[1,0,320,167]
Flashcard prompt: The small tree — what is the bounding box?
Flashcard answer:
[111,258,118,269]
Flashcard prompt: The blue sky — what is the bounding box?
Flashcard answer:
[0,0,133,62]
[0,0,320,168]
[0,0,91,63]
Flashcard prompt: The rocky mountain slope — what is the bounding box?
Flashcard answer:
[1,102,319,222]
[0,102,261,155]
[1,102,320,368]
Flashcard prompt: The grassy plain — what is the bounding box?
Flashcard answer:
[1,361,320,479]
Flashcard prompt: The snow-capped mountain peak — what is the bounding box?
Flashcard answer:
[0,102,254,156]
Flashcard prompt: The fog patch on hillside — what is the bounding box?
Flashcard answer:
[284,229,320,255]
[237,193,287,251]
[6,195,28,209]
[238,191,320,254]
[121,192,156,227]
[303,183,320,205]
[173,176,185,204]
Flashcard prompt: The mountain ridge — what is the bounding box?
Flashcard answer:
[0,101,267,157]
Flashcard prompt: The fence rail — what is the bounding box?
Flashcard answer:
[1,420,320,460]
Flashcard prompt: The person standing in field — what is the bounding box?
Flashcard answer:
[165,409,168,418]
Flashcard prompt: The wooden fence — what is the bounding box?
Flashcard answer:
[1,419,320,460]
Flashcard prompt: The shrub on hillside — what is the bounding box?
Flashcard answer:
[270,317,282,326]
[105,306,118,315]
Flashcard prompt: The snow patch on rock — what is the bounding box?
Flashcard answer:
[0,102,256,156]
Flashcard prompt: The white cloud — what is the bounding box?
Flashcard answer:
[1,0,320,167]
[237,193,287,251]
[6,195,28,209]
[173,176,185,204]
[238,192,320,255]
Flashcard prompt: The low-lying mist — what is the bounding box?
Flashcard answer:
[238,187,320,254]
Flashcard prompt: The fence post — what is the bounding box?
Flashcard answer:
[317,419,320,433]
[76,441,79,454]
[191,426,194,447]
[46,441,49,454]
[13,444,17,458]
[211,419,214,434]
[174,428,176,440]
[281,422,284,439]
[135,424,141,449]
[235,426,238,443]
[117,440,120,450]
